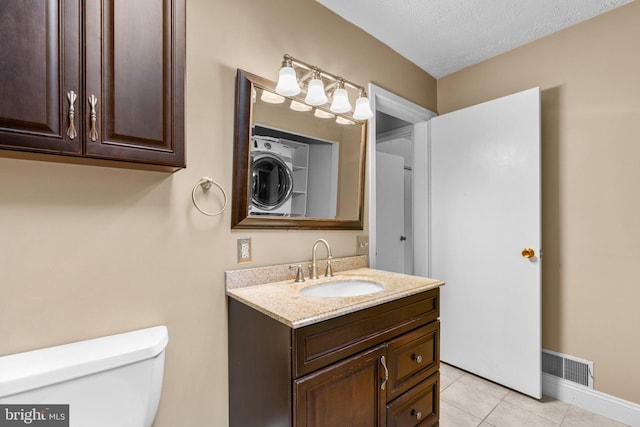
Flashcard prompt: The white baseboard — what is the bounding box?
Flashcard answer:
[542,373,640,426]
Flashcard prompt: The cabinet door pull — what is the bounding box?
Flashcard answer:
[66,91,77,139]
[411,409,422,420]
[412,354,423,364]
[88,94,98,141]
[380,355,389,390]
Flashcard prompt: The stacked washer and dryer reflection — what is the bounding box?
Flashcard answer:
[249,136,294,216]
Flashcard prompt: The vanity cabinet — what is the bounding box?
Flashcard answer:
[228,287,440,427]
[0,0,185,170]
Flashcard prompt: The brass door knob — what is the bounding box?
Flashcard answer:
[521,247,535,258]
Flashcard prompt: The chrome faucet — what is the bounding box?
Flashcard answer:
[310,239,333,279]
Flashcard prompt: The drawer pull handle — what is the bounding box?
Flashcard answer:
[66,90,77,140]
[88,94,98,141]
[411,409,422,420]
[412,354,423,364]
[380,356,389,390]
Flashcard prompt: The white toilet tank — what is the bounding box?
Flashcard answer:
[0,326,168,427]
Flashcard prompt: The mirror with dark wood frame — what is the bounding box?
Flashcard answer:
[231,69,367,229]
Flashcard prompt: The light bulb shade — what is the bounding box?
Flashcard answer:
[336,116,355,125]
[352,96,373,120]
[275,66,300,96]
[290,100,312,111]
[305,79,328,106]
[330,88,352,113]
[314,109,334,119]
[260,89,285,104]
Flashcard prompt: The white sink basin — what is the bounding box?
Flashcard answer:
[300,280,384,297]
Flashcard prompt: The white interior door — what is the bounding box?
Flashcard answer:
[376,152,405,273]
[431,87,542,398]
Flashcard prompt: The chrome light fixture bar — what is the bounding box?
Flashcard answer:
[275,54,373,120]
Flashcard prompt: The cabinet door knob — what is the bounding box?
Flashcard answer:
[380,356,389,390]
[411,409,422,420]
[66,91,77,140]
[412,354,423,364]
[521,247,535,258]
[88,94,99,142]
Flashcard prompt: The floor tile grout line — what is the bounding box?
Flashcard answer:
[440,398,486,425]
[440,371,499,424]
[479,386,509,424]
[449,370,564,426]
[558,400,572,426]
[441,363,627,427]
[504,391,569,425]
[500,398,565,426]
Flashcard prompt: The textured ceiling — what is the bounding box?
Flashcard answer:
[315,0,634,78]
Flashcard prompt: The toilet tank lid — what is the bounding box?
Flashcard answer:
[0,325,168,399]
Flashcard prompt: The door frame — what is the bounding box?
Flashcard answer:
[367,84,436,270]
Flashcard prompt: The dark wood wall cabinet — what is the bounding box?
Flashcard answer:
[0,0,185,171]
[229,288,441,427]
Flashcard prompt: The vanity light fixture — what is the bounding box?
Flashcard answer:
[275,54,373,120]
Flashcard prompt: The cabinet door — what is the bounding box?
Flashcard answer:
[0,0,82,154]
[294,345,387,427]
[84,0,185,167]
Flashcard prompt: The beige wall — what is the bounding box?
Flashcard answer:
[438,1,640,404]
[0,0,435,426]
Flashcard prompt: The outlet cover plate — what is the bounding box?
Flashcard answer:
[357,235,369,255]
[237,237,252,263]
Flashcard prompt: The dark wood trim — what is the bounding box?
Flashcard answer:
[231,69,252,228]
[230,69,366,230]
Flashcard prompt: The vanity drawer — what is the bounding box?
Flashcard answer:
[293,289,439,377]
[386,321,439,401]
[386,372,439,427]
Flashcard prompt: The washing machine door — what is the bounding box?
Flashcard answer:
[251,154,293,210]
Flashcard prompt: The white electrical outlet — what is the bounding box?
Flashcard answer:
[237,237,252,263]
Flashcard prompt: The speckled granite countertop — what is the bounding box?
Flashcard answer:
[226,260,444,328]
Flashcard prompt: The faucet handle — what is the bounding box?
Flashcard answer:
[325,257,339,277]
[289,264,305,282]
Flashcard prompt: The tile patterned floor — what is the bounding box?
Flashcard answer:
[439,363,630,427]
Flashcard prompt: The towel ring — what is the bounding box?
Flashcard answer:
[192,177,227,216]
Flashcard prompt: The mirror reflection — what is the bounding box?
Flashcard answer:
[231,70,367,229]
